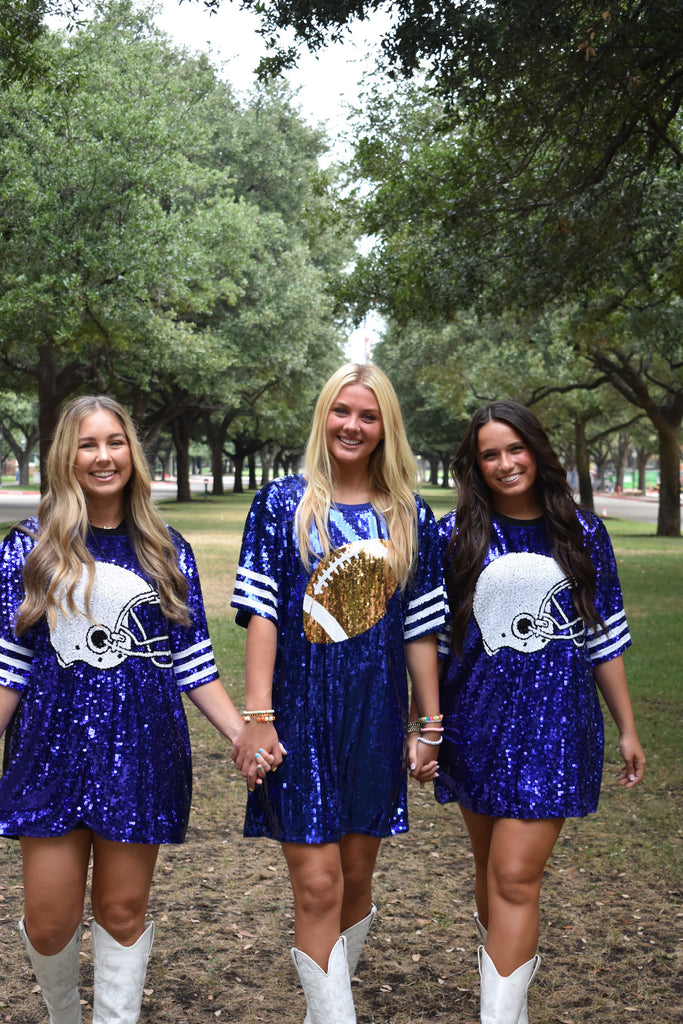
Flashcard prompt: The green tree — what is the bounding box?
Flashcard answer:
[0,391,40,486]
[0,1,259,487]
[347,77,682,533]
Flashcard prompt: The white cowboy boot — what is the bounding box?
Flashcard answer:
[479,946,540,1024]
[292,935,357,1023]
[19,916,82,1024]
[303,904,377,1024]
[92,920,154,1023]
[474,915,533,1024]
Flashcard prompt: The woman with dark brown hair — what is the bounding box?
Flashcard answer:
[436,400,645,1024]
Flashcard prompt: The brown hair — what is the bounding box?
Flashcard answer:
[446,400,602,655]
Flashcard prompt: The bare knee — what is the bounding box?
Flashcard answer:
[490,859,541,908]
[291,861,343,920]
[23,910,83,956]
[91,897,148,945]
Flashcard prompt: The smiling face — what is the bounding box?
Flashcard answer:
[325,383,384,474]
[73,408,133,522]
[476,418,541,517]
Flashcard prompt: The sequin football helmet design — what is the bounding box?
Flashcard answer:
[473,552,585,655]
[303,539,397,643]
[49,562,171,669]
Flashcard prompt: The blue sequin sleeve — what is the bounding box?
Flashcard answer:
[231,479,296,627]
[166,527,220,692]
[0,526,35,692]
[579,512,632,664]
[403,498,447,641]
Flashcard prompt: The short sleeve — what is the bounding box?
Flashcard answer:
[167,528,219,691]
[231,482,289,629]
[581,514,632,664]
[402,498,447,642]
[0,525,36,692]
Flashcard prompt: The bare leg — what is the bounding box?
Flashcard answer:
[91,835,159,944]
[283,842,345,969]
[339,834,381,932]
[21,832,92,954]
[461,808,564,975]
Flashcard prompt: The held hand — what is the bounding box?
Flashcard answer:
[618,732,646,788]
[408,734,439,789]
[231,722,287,791]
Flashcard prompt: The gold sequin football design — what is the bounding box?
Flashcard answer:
[303,539,397,644]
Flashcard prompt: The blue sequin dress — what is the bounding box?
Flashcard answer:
[435,510,632,819]
[231,475,446,843]
[0,520,219,843]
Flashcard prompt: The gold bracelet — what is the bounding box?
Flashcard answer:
[242,709,276,723]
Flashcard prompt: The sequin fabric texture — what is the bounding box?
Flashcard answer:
[435,510,632,818]
[231,475,447,843]
[0,520,219,842]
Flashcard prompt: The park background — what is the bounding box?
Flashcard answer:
[0,0,681,536]
[0,489,681,1023]
[0,0,681,1020]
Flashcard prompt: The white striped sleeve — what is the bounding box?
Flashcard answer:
[403,583,447,641]
[586,608,631,664]
[0,636,34,691]
[172,638,219,690]
[232,566,279,624]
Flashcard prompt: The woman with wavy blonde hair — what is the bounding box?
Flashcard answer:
[231,363,446,1023]
[0,395,254,1024]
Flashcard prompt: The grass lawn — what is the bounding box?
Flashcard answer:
[0,489,680,1022]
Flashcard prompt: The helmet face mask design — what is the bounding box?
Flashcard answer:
[473,552,585,656]
[49,562,172,670]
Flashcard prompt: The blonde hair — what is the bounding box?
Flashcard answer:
[296,363,419,589]
[15,395,190,636]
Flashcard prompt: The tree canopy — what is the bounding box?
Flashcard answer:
[0,0,352,495]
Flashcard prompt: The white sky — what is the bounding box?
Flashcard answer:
[154,0,388,154]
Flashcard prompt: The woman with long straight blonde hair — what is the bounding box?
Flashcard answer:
[0,395,257,1024]
[231,363,446,1023]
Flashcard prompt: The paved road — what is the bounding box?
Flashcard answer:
[1,482,680,529]
[593,493,683,529]
[0,479,186,527]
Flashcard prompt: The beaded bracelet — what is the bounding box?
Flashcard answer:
[419,714,443,724]
[242,709,276,723]
[417,735,443,746]
[407,721,421,734]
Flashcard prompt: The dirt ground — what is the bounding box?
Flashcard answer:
[1,709,680,1024]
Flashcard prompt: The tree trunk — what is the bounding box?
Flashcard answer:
[260,445,275,487]
[440,453,451,487]
[170,413,192,502]
[656,417,681,536]
[248,451,258,490]
[233,453,244,493]
[615,433,629,493]
[637,447,649,492]
[210,439,225,495]
[574,415,594,511]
